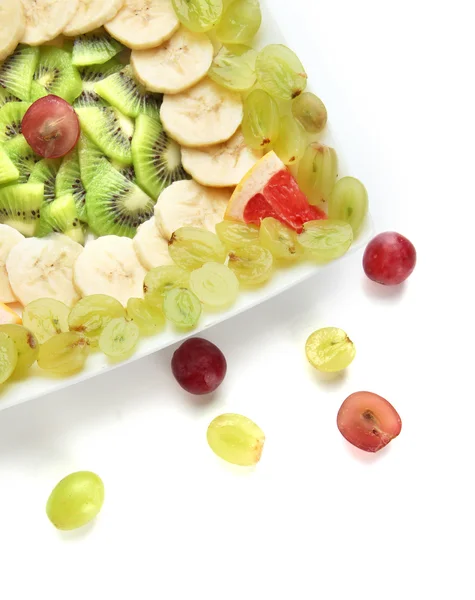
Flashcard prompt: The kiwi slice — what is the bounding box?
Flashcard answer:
[132,114,189,199]
[38,194,84,244]
[32,47,82,104]
[0,146,20,186]
[72,30,123,67]
[77,133,109,190]
[0,88,20,109]
[86,161,154,238]
[0,102,30,143]
[76,105,134,165]
[0,183,44,236]
[56,149,88,222]
[74,59,122,108]
[0,46,39,102]
[29,158,62,203]
[2,135,41,183]
[113,163,136,184]
[95,65,162,119]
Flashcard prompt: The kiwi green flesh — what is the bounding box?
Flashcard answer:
[38,193,84,244]
[3,135,41,183]
[77,133,109,190]
[72,31,123,67]
[0,46,39,102]
[56,149,88,222]
[95,65,162,119]
[0,182,44,236]
[0,146,20,185]
[32,47,82,104]
[86,162,154,238]
[76,105,133,165]
[77,58,122,88]
[0,88,20,109]
[29,158,62,204]
[0,102,30,143]
[132,114,189,199]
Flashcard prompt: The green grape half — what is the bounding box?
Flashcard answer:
[328,176,368,236]
[305,327,356,372]
[190,262,239,310]
[215,0,262,44]
[228,244,273,286]
[46,471,104,531]
[207,413,265,466]
[259,217,304,262]
[143,265,190,306]
[172,0,223,32]
[297,142,338,208]
[273,114,307,166]
[0,324,39,376]
[168,227,226,271]
[216,220,260,250]
[0,332,18,384]
[22,298,70,344]
[99,317,140,359]
[297,220,353,262]
[208,44,257,92]
[37,332,89,375]
[242,89,280,151]
[163,288,202,330]
[255,44,307,101]
[292,92,328,134]
[127,298,166,336]
[68,295,126,346]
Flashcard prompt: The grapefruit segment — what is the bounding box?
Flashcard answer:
[226,151,326,232]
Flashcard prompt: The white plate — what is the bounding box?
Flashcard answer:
[0,2,373,411]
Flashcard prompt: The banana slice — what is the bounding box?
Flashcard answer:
[0,0,25,62]
[63,0,124,37]
[6,234,83,307]
[74,235,147,305]
[154,180,230,240]
[160,78,243,147]
[0,224,24,304]
[131,27,213,94]
[181,130,261,187]
[20,0,79,46]
[133,217,174,270]
[105,0,179,50]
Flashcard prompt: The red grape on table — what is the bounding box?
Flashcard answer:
[171,338,227,395]
[363,232,416,285]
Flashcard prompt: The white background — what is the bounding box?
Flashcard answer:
[1,1,474,598]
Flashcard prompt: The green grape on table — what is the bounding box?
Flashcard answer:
[0,332,18,384]
[0,324,39,376]
[306,327,356,372]
[259,217,304,262]
[208,45,257,92]
[207,413,265,466]
[216,0,262,44]
[297,142,338,208]
[242,89,280,151]
[46,471,104,531]
[68,295,126,346]
[216,220,260,250]
[163,287,202,330]
[127,298,166,336]
[328,176,368,236]
[99,317,140,359]
[143,265,190,306]
[37,332,89,375]
[172,0,223,32]
[190,262,239,310]
[22,298,70,344]
[297,220,353,262]
[228,244,273,286]
[292,92,328,134]
[255,44,307,101]
[168,227,226,271]
[273,114,307,166]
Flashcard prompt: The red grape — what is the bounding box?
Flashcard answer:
[363,232,416,285]
[171,338,227,395]
[337,391,402,453]
[21,95,80,159]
